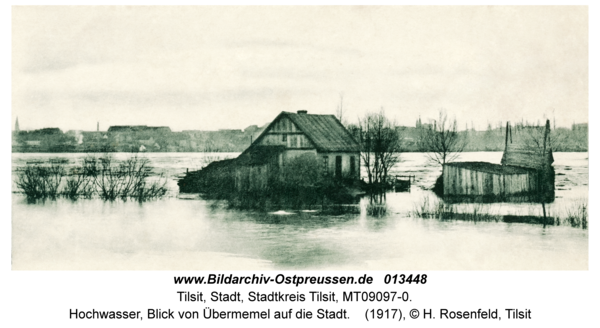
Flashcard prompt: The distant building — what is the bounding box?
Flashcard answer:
[572,123,588,132]
[15,117,19,132]
[218,129,243,133]
[243,125,259,133]
[33,127,62,135]
[107,125,171,133]
[415,116,434,130]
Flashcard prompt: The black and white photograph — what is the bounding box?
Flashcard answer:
[11,6,588,271]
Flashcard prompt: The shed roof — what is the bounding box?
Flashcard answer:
[235,145,285,166]
[501,121,554,169]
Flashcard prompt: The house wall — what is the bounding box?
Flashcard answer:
[258,133,313,148]
[319,152,360,179]
[443,165,539,196]
[270,117,299,132]
[234,151,361,191]
[283,149,318,163]
[235,114,362,191]
[256,116,314,148]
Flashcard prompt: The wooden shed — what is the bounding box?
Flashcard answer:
[442,120,554,203]
[233,146,285,192]
[443,162,546,199]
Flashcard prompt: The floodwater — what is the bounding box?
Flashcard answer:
[11,152,588,270]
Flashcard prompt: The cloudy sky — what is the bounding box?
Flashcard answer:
[12,6,587,132]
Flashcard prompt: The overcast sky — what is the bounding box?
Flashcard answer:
[12,6,588,132]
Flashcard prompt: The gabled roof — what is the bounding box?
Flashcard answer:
[253,111,360,152]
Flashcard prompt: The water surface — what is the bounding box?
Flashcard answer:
[12,152,588,270]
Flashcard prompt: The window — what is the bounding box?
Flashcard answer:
[282,134,287,142]
[322,156,329,175]
[350,156,356,177]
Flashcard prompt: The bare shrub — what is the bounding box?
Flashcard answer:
[87,155,167,201]
[417,110,467,166]
[15,165,64,200]
[62,166,94,200]
[355,109,403,199]
[411,195,499,221]
[15,155,167,202]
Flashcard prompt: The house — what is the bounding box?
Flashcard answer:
[178,110,361,194]
[234,110,361,192]
[442,120,554,202]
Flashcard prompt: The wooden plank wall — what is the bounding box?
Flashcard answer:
[258,134,313,148]
[443,165,538,196]
[235,164,270,192]
[502,144,551,170]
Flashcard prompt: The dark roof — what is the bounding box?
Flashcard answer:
[286,112,359,152]
[445,162,536,175]
[254,111,359,152]
[201,158,236,172]
[235,146,285,165]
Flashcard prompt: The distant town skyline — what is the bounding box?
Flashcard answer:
[12,6,588,132]
[11,115,588,133]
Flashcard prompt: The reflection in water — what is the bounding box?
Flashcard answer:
[11,152,588,270]
[12,195,588,270]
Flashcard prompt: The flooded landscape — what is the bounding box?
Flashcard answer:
[8,7,591,328]
[11,151,588,270]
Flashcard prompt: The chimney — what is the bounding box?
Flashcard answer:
[297,110,308,114]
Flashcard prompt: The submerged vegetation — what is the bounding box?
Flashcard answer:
[410,195,587,229]
[179,152,364,214]
[15,155,167,202]
[16,165,65,200]
[558,200,588,229]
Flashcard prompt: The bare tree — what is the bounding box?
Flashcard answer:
[356,109,403,201]
[355,114,374,185]
[517,120,567,154]
[418,110,466,166]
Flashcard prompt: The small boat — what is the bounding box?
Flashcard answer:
[392,175,414,192]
